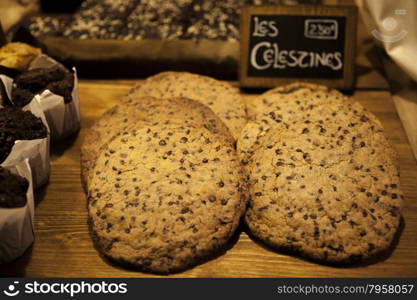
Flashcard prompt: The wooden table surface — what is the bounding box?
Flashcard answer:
[0,78,416,278]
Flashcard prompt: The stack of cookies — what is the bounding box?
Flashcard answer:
[239,83,403,264]
[82,76,403,272]
[81,72,248,273]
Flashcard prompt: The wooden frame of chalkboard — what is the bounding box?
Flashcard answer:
[240,5,357,90]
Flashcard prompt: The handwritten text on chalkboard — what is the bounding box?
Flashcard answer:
[248,15,346,79]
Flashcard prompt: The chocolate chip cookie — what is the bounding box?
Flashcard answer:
[243,83,403,264]
[81,96,234,191]
[88,124,246,273]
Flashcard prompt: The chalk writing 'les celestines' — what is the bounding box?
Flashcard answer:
[250,17,343,71]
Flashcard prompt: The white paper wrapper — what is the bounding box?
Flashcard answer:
[1,136,50,189]
[0,159,34,264]
[0,75,13,98]
[0,54,80,141]
[0,89,50,189]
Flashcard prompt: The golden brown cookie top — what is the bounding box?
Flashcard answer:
[88,124,246,273]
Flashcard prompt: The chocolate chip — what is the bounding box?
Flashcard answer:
[181,207,190,214]
[209,195,216,202]
[259,205,269,211]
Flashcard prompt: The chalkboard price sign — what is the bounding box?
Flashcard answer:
[240,5,357,90]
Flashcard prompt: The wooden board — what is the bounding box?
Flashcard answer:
[0,80,416,278]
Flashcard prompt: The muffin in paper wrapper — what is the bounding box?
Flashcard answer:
[0,159,35,264]
[0,93,50,189]
[0,52,80,141]
[28,54,80,141]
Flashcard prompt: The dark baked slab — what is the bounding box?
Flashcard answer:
[15,0,324,78]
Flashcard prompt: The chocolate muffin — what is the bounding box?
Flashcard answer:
[0,167,29,208]
[0,107,48,164]
[0,65,21,79]
[12,66,74,107]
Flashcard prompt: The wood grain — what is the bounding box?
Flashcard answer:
[0,79,416,278]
